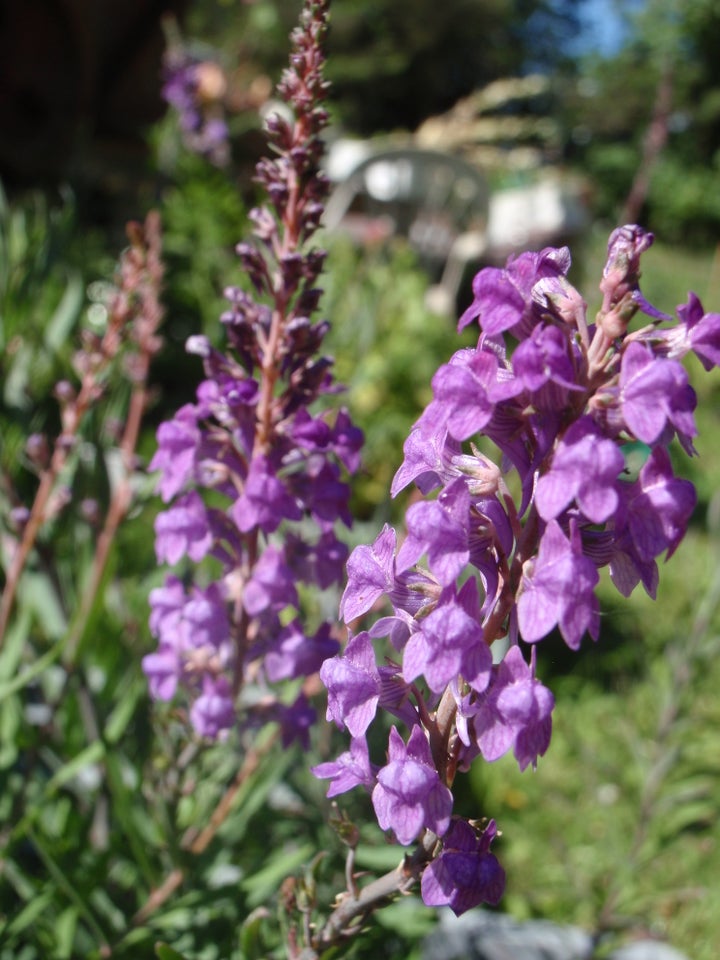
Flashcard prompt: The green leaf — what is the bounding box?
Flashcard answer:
[18,571,68,641]
[55,905,79,960]
[43,271,83,353]
[240,842,315,909]
[45,740,105,795]
[155,944,192,960]
[3,890,55,938]
[0,606,30,681]
[104,675,146,745]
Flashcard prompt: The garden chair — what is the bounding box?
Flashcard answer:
[323,147,490,313]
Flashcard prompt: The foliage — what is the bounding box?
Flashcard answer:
[184,0,581,134]
[565,0,720,243]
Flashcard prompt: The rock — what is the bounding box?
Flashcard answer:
[422,909,594,960]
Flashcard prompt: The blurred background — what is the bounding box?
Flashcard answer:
[1,1,720,958]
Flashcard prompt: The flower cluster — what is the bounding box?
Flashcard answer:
[161,30,230,166]
[144,0,362,741]
[315,225,720,914]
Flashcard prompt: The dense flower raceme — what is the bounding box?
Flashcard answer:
[144,0,363,741]
[314,225,720,914]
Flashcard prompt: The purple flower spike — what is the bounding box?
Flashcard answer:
[421,819,505,914]
[517,519,599,649]
[372,727,453,845]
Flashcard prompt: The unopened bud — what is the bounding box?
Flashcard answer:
[26,433,49,468]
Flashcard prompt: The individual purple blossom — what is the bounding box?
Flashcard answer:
[666,292,720,370]
[321,631,383,737]
[618,342,697,447]
[421,819,505,913]
[396,477,470,585]
[467,646,554,771]
[340,525,398,623]
[321,631,418,736]
[154,490,214,565]
[511,322,586,406]
[458,245,571,337]
[264,621,339,683]
[277,694,317,750]
[242,545,298,617]
[402,581,491,695]
[597,446,698,598]
[149,404,201,502]
[312,736,376,798]
[417,348,500,442]
[232,455,303,534]
[372,727,453,845]
[517,519,599,649]
[535,417,625,524]
[190,675,236,739]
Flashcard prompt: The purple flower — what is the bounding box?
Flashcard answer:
[469,646,554,771]
[182,582,230,650]
[421,819,505,914]
[149,404,200,501]
[232,455,302,534]
[372,726,453,845]
[619,342,697,447]
[242,545,298,616]
[190,675,235,739]
[277,694,316,750]
[606,445,696,598]
[391,427,461,497]
[402,581,491,695]
[418,348,500,442]
[396,477,470,585]
[517,519,599,649]
[142,647,183,701]
[148,575,186,641]
[459,246,571,337]
[340,525,397,623]
[312,736,376,798]
[154,491,214,565]
[285,530,349,590]
[535,417,624,524]
[320,631,382,737]
[664,292,720,371]
[511,323,585,407]
[264,621,339,683]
